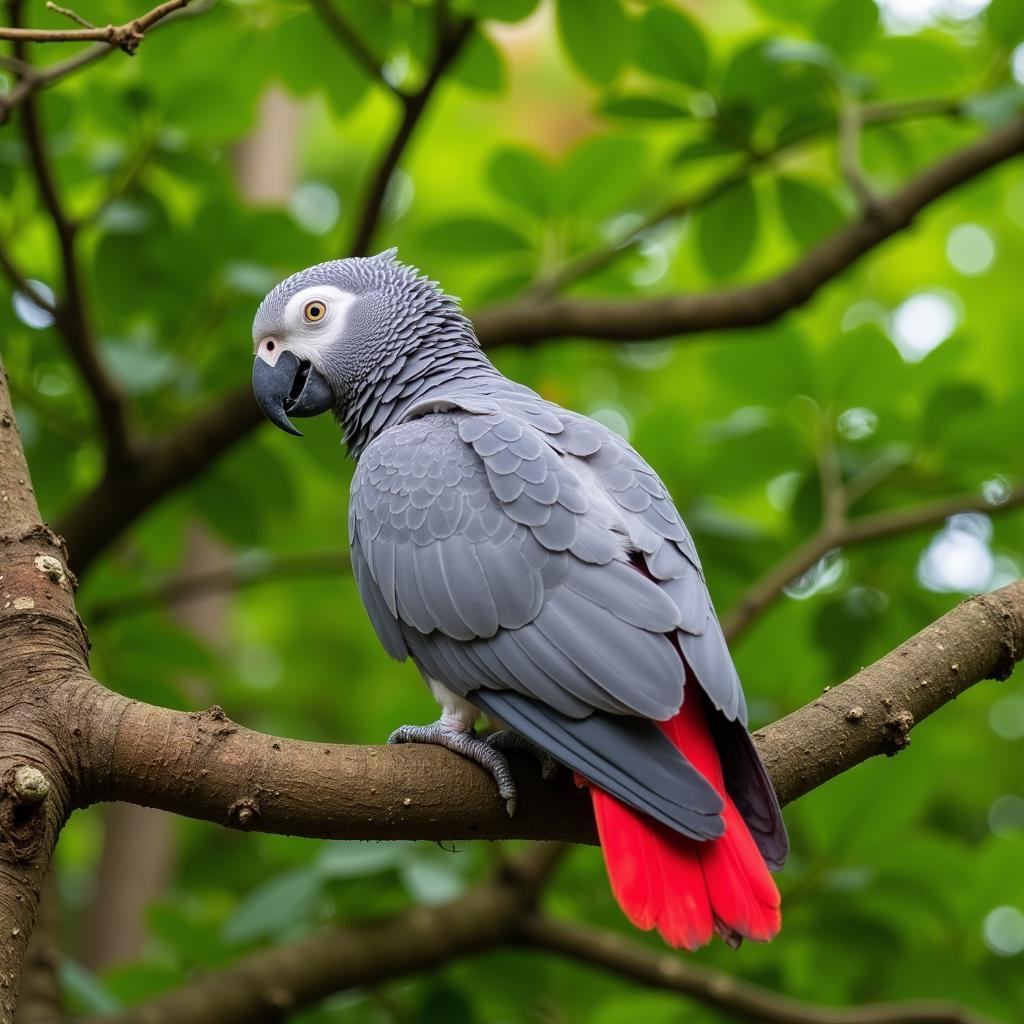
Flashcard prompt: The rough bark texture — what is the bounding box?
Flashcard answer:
[0,367,88,1023]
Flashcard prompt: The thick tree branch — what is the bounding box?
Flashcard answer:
[722,483,1024,642]
[75,578,1024,843]
[0,361,89,1024]
[474,118,1024,348]
[0,0,189,52]
[516,915,996,1024]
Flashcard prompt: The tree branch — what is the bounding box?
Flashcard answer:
[308,0,400,99]
[516,915,996,1024]
[0,0,189,52]
[347,15,473,256]
[91,846,561,1024]
[91,863,997,1024]
[473,118,1024,348]
[73,577,1024,843]
[13,33,134,471]
[527,97,964,299]
[0,0,205,123]
[722,483,1024,643]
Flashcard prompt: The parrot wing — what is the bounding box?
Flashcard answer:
[349,408,726,840]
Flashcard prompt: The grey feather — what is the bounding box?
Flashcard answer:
[270,254,781,858]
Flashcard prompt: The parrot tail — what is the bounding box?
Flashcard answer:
[590,690,781,949]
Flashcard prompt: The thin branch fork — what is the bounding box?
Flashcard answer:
[722,482,1024,643]
[475,117,1024,348]
[0,0,190,53]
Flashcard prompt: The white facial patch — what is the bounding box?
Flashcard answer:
[255,285,358,365]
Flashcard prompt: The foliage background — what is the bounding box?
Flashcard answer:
[2,0,1024,1019]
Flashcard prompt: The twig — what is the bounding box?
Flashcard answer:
[839,97,882,213]
[309,0,401,99]
[0,0,190,53]
[0,0,205,122]
[721,482,1024,643]
[517,915,997,1024]
[45,1,94,29]
[348,15,474,256]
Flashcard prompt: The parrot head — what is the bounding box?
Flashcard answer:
[251,249,465,437]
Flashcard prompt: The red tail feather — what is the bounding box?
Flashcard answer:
[591,692,781,949]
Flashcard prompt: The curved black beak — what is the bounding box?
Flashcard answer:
[252,350,334,437]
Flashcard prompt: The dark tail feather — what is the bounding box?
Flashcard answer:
[591,692,781,949]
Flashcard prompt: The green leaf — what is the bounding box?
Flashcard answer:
[986,0,1024,47]
[60,960,123,1015]
[315,841,409,878]
[558,135,647,216]
[399,847,468,905]
[695,179,758,279]
[671,138,739,164]
[452,29,506,93]
[417,986,477,1024]
[636,5,709,86]
[814,0,878,58]
[775,176,845,247]
[487,146,553,218]
[421,215,530,256]
[555,0,630,85]
[223,869,322,943]
[599,95,691,119]
[461,0,539,21]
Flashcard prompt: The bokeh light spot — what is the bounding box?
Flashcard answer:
[946,224,995,276]
[983,906,1024,957]
[888,291,959,362]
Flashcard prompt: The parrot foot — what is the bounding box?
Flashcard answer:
[387,722,518,817]
[486,731,560,782]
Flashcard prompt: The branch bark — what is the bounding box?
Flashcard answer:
[70,578,1022,843]
[473,118,1024,348]
[721,484,1024,643]
[0,363,90,1024]
[0,0,189,52]
[516,915,996,1024]
[347,15,473,256]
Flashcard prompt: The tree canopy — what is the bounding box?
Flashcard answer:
[1,0,1023,1022]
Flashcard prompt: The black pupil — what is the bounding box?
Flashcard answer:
[309,305,321,318]
[266,340,275,351]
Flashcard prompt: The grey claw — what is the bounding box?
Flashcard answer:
[487,730,560,782]
[386,721,518,816]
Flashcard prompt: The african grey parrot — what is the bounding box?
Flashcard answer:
[251,251,787,948]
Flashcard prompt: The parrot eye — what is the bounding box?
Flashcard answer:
[303,300,327,323]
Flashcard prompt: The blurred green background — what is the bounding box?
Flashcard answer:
[3,0,1024,1019]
